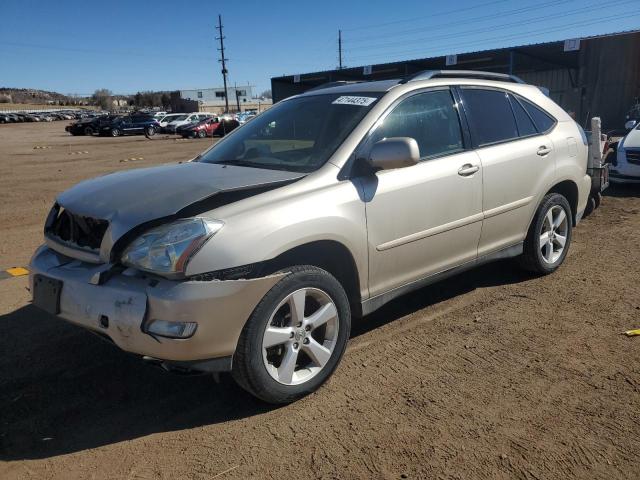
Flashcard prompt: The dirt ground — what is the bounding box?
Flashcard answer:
[1,121,639,479]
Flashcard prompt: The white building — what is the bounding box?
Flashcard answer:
[179,86,254,110]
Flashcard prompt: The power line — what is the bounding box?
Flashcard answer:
[344,0,576,44]
[345,12,640,63]
[344,0,633,53]
[343,0,510,31]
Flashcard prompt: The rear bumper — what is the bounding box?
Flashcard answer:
[29,245,284,364]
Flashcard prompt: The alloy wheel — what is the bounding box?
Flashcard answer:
[539,205,568,264]
[262,288,339,385]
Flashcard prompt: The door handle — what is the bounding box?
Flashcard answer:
[458,164,479,176]
[537,146,552,156]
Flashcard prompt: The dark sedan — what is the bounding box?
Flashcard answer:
[99,115,160,137]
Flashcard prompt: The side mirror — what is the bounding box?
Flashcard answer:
[625,119,637,130]
[368,137,420,170]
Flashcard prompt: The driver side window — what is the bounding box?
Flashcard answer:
[368,89,464,160]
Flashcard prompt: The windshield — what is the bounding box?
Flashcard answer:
[198,92,382,172]
[171,115,188,122]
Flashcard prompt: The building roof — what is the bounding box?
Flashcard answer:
[271,28,640,102]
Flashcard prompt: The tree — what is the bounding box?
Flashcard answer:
[92,89,113,110]
[260,89,272,99]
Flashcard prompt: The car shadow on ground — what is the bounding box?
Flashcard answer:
[603,183,640,198]
[0,259,533,461]
[352,259,532,338]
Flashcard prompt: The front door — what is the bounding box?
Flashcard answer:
[361,89,483,297]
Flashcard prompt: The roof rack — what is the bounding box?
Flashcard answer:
[306,80,363,92]
[399,70,526,85]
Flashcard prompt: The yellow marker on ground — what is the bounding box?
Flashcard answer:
[6,267,29,276]
[624,329,640,337]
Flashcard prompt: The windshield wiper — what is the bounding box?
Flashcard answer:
[215,159,293,171]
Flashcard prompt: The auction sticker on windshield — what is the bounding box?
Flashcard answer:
[332,96,377,106]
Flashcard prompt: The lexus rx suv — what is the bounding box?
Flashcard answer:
[30,70,591,403]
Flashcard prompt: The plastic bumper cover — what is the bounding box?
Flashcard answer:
[29,245,284,362]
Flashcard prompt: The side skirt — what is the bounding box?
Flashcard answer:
[360,242,523,316]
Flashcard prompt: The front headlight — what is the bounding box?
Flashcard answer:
[121,218,223,276]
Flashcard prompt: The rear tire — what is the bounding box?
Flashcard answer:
[84,126,94,135]
[583,195,596,218]
[111,128,120,137]
[232,266,351,404]
[593,191,602,209]
[518,193,572,274]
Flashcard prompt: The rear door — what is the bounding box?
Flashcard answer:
[120,116,135,133]
[458,87,557,256]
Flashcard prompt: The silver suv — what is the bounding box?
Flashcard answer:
[30,71,591,403]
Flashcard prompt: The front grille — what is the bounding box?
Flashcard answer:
[626,149,640,165]
[46,204,108,251]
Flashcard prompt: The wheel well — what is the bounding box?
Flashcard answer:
[264,241,362,317]
[547,180,578,225]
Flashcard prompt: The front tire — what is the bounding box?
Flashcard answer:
[232,266,351,404]
[518,193,572,274]
[198,129,206,138]
[111,128,120,137]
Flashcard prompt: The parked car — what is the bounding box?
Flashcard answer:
[180,117,240,138]
[157,113,184,128]
[30,70,592,404]
[610,120,640,183]
[164,113,212,133]
[65,117,105,136]
[236,112,256,125]
[99,115,160,137]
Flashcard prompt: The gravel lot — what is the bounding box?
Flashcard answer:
[1,121,639,479]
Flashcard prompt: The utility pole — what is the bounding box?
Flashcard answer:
[338,29,343,69]
[216,14,229,113]
[234,82,241,112]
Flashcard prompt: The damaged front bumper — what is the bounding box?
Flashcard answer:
[29,246,284,371]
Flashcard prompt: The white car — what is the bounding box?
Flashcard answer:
[165,113,213,133]
[611,120,640,183]
[157,113,183,128]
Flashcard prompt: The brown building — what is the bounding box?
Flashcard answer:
[272,30,640,130]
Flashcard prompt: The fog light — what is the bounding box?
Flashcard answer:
[145,319,197,339]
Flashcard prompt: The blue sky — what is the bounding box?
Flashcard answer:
[1,0,639,96]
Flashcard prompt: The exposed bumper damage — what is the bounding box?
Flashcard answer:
[29,246,285,368]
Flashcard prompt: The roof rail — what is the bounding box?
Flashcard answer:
[306,80,363,92]
[399,70,526,85]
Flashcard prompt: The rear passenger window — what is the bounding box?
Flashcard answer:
[508,95,537,137]
[461,88,518,146]
[518,96,556,133]
[368,89,464,159]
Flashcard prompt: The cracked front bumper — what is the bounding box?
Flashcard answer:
[29,246,283,363]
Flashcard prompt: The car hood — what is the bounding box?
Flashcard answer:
[56,162,305,252]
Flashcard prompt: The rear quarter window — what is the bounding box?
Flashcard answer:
[518,96,556,133]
